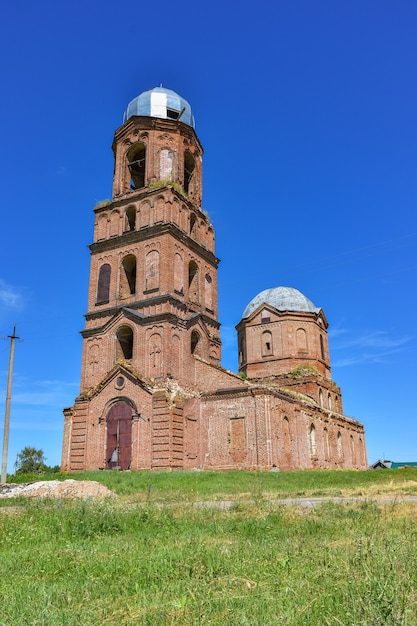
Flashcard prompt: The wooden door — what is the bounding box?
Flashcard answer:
[106,401,132,470]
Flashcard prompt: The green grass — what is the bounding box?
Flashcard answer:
[8,467,417,500]
[1,470,417,624]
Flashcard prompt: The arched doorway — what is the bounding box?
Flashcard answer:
[106,401,132,470]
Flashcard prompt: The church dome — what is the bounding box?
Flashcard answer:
[242,286,320,319]
[123,87,195,128]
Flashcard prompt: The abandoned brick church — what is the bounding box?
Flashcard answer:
[61,87,367,472]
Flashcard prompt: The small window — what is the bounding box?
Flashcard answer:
[166,108,180,120]
[320,334,325,360]
[262,331,273,356]
[115,376,125,389]
[261,310,270,323]
[191,330,200,355]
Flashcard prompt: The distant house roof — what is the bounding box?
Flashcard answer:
[369,460,392,469]
[390,462,417,469]
[369,460,417,469]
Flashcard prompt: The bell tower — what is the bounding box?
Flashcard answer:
[81,87,221,393]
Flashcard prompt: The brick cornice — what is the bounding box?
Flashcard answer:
[89,222,219,267]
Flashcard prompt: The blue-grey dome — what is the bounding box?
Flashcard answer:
[123,87,195,128]
[242,287,320,319]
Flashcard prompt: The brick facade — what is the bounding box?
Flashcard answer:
[62,89,367,472]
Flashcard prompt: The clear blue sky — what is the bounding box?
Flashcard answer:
[0,0,416,471]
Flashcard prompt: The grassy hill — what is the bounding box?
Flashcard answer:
[1,469,417,624]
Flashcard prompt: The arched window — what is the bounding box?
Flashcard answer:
[296,328,307,352]
[262,330,273,356]
[309,424,317,457]
[283,417,291,461]
[320,334,325,360]
[319,389,323,407]
[188,261,199,302]
[159,148,173,180]
[116,326,133,360]
[125,206,136,231]
[184,151,195,193]
[119,255,136,297]
[174,253,184,294]
[205,273,213,310]
[127,143,146,190]
[328,393,332,410]
[145,250,160,291]
[109,210,120,237]
[238,334,246,368]
[350,435,356,465]
[97,214,108,240]
[324,427,330,460]
[337,431,343,459]
[191,330,200,355]
[96,263,111,304]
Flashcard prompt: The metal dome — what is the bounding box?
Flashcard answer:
[123,87,195,128]
[242,287,320,319]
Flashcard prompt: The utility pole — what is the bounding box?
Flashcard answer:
[1,324,20,484]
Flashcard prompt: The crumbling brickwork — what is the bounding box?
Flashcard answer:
[62,87,367,472]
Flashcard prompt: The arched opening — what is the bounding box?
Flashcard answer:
[116,326,133,360]
[320,334,325,359]
[127,143,146,190]
[283,417,291,463]
[189,213,197,237]
[120,255,136,297]
[324,427,330,460]
[262,330,273,356]
[309,424,317,457]
[106,400,132,470]
[188,260,199,302]
[97,214,108,240]
[337,431,343,459]
[238,334,246,368]
[184,151,195,193]
[319,389,323,407]
[125,206,136,231]
[191,330,200,355]
[205,273,213,310]
[96,263,111,304]
[174,253,184,294]
[328,393,332,410]
[350,435,356,465]
[359,438,364,465]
